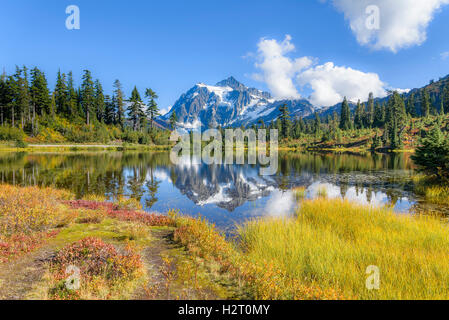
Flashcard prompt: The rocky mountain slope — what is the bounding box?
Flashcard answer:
[159,77,316,129]
[159,74,449,130]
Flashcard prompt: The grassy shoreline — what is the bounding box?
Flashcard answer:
[0,142,172,153]
[1,185,449,300]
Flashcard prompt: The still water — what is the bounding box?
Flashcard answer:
[0,151,443,230]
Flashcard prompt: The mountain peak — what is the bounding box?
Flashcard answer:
[216,76,246,90]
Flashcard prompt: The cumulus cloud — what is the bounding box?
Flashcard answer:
[252,35,314,99]
[326,0,449,52]
[251,35,392,107]
[159,106,171,116]
[297,62,387,106]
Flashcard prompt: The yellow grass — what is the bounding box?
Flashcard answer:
[239,198,449,300]
[414,176,449,205]
[0,185,73,236]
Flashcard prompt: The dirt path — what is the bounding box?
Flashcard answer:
[133,229,176,300]
[134,229,221,300]
[0,247,56,300]
[0,228,223,300]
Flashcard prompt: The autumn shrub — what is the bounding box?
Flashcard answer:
[0,126,25,141]
[0,185,73,236]
[49,237,144,300]
[36,127,66,143]
[0,230,59,263]
[64,200,175,227]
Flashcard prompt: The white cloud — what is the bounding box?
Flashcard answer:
[326,0,449,52]
[263,190,296,217]
[395,88,411,95]
[159,106,171,116]
[297,62,387,106]
[251,35,392,107]
[441,51,449,60]
[252,35,314,99]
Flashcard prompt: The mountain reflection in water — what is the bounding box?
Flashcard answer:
[0,151,440,230]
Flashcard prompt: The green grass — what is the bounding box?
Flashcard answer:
[52,218,154,248]
[239,198,449,300]
[414,176,449,206]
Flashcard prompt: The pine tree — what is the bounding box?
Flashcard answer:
[54,70,68,116]
[169,110,178,130]
[30,67,50,133]
[0,73,6,126]
[354,100,365,129]
[80,70,95,125]
[113,80,125,128]
[66,71,79,118]
[366,92,375,128]
[412,126,449,181]
[128,86,144,131]
[50,92,56,119]
[104,95,116,124]
[373,102,384,127]
[145,88,159,129]
[13,66,30,128]
[420,88,431,118]
[0,72,14,126]
[279,104,291,139]
[386,92,407,149]
[94,79,105,123]
[313,112,321,135]
[339,97,351,130]
[443,84,449,115]
[406,92,416,117]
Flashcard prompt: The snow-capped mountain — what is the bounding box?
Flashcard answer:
[160,77,316,129]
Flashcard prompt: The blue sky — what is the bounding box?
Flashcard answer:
[1,0,448,109]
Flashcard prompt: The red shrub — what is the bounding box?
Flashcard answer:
[52,237,143,281]
[0,230,59,263]
[64,200,174,227]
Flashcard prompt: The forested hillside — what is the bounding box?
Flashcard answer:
[1,65,448,151]
[0,66,171,145]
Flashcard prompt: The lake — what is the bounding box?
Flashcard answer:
[0,151,444,231]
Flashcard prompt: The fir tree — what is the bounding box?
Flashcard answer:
[54,70,68,116]
[169,110,178,130]
[80,70,95,125]
[145,88,159,129]
[313,112,321,135]
[0,72,7,126]
[113,80,125,128]
[421,88,431,118]
[386,92,407,149]
[339,97,351,130]
[66,71,79,118]
[412,126,449,181]
[13,66,30,128]
[30,67,50,133]
[279,104,291,139]
[406,93,416,117]
[104,95,116,124]
[366,92,375,128]
[443,84,449,114]
[94,79,105,123]
[128,86,144,131]
[354,100,365,129]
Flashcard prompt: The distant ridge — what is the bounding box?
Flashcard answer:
[158,74,449,129]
